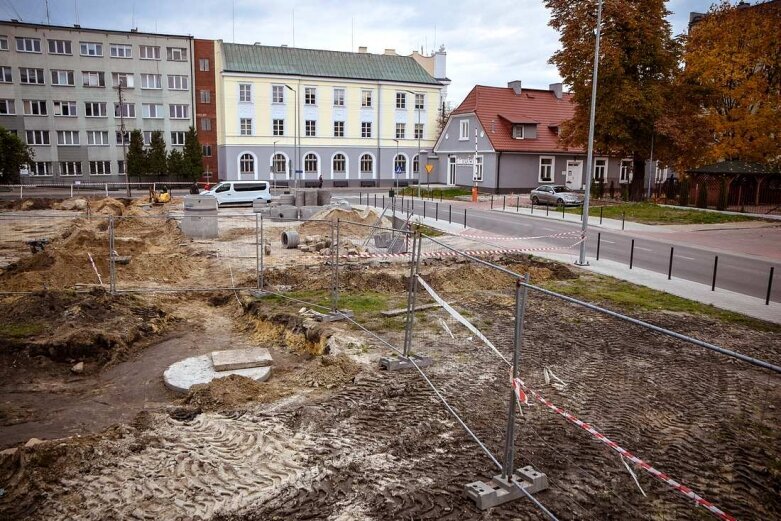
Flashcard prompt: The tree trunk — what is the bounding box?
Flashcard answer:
[630,152,646,201]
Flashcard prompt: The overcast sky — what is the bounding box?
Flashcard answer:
[4,0,713,104]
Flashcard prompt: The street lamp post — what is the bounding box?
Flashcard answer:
[284,84,299,191]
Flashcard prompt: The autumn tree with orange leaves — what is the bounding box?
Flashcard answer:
[673,1,781,169]
[545,0,681,199]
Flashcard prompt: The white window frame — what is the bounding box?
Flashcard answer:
[239,152,256,176]
[199,89,211,103]
[87,131,109,145]
[200,117,211,131]
[167,75,189,90]
[51,69,75,86]
[139,45,160,60]
[414,93,425,110]
[361,90,372,107]
[331,152,347,175]
[82,71,105,88]
[23,100,47,116]
[414,123,424,140]
[140,73,162,90]
[538,156,555,183]
[272,119,284,136]
[0,36,7,51]
[112,72,134,88]
[85,102,107,118]
[0,99,14,115]
[305,119,316,137]
[393,154,408,177]
[170,131,186,146]
[110,44,132,58]
[619,159,632,184]
[53,101,77,117]
[395,92,407,109]
[199,58,209,71]
[304,87,317,106]
[114,102,136,118]
[333,88,345,107]
[89,160,111,175]
[59,161,82,176]
[202,144,212,157]
[116,131,130,145]
[359,153,375,179]
[0,66,11,83]
[473,155,484,182]
[512,125,525,139]
[79,42,103,57]
[48,39,72,55]
[167,47,187,61]
[594,158,607,181]
[395,123,406,139]
[142,103,164,119]
[29,162,52,176]
[239,83,252,103]
[271,152,288,177]
[333,120,345,137]
[20,68,45,85]
[16,37,41,53]
[303,152,320,174]
[361,122,372,138]
[169,104,189,119]
[459,119,469,140]
[240,118,253,136]
[272,85,284,103]
[57,130,80,146]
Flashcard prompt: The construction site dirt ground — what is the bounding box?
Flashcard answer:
[0,197,779,521]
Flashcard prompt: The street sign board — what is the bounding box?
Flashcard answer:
[395,166,403,175]
[425,164,434,174]
[295,169,303,174]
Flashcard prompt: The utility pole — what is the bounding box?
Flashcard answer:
[116,83,131,197]
[577,0,603,266]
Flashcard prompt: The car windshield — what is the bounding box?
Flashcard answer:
[552,186,572,193]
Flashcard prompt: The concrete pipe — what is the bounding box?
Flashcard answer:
[281,230,300,249]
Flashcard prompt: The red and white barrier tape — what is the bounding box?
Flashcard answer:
[511,377,737,521]
[459,230,581,241]
[341,238,585,260]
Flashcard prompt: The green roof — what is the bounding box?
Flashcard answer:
[222,43,440,85]
[688,160,779,175]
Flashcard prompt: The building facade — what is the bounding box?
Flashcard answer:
[0,20,194,183]
[193,38,218,183]
[215,43,446,187]
[430,81,630,192]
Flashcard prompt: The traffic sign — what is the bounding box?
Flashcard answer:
[395,166,403,175]
[425,164,434,174]
[295,169,303,174]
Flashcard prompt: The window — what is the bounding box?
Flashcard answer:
[16,37,41,53]
[539,157,554,183]
[239,84,252,102]
[26,130,50,145]
[60,161,82,176]
[89,161,111,175]
[48,39,72,55]
[240,118,253,135]
[116,131,130,145]
[140,73,162,89]
[272,153,286,174]
[167,75,189,90]
[20,68,45,85]
[110,44,132,58]
[333,88,345,106]
[361,122,372,138]
[304,153,318,173]
[199,89,211,103]
[395,123,406,139]
[199,58,209,71]
[0,36,7,51]
[200,117,211,131]
[23,100,47,116]
[593,158,607,181]
[87,131,109,145]
[360,154,373,176]
[167,47,187,61]
[142,131,155,145]
[459,119,469,140]
[140,45,160,60]
[620,159,632,184]
[272,85,284,103]
[0,67,11,83]
[512,125,525,139]
[414,93,425,110]
[394,154,407,175]
[240,153,254,175]
[413,154,420,175]
[0,99,14,115]
[171,131,186,145]
[53,101,77,117]
[82,71,105,87]
[414,123,424,140]
[80,42,103,56]
[202,144,212,157]
[304,87,316,105]
[142,103,164,118]
[114,102,136,118]
[361,90,372,107]
[85,102,107,117]
[169,104,189,119]
[51,69,75,86]
[112,72,134,88]
[29,162,52,176]
[396,92,407,109]
[305,120,316,137]
[332,153,346,174]
[57,131,80,146]
[333,121,344,137]
[272,119,284,136]
[474,156,483,181]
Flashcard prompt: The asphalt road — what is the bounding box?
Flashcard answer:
[347,195,779,304]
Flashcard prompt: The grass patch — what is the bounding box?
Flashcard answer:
[398,187,472,200]
[542,274,780,332]
[414,223,447,237]
[0,322,45,338]
[261,290,400,321]
[564,202,759,225]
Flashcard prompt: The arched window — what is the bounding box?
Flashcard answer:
[412,154,420,175]
[394,154,407,175]
[239,153,254,175]
[272,153,287,175]
[332,153,346,174]
[304,153,318,174]
[360,154,373,177]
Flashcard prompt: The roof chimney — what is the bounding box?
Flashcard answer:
[549,82,563,99]
[384,48,397,55]
[508,80,522,95]
[358,46,368,53]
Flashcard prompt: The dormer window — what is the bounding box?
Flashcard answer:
[459,119,469,140]
[512,125,525,139]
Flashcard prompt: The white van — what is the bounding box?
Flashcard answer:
[202,181,272,206]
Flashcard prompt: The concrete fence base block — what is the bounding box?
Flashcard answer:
[464,467,549,511]
[299,206,324,220]
[317,310,355,322]
[270,205,299,221]
[378,354,433,371]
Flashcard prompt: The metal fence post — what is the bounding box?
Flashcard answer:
[449,204,452,224]
[255,214,261,290]
[562,204,565,219]
[374,193,377,207]
[622,212,626,230]
[402,231,421,358]
[502,273,530,479]
[767,267,774,305]
[332,219,341,312]
[490,195,494,209]
[464,208,467,228]
[109,216,116,294]
[516,196,520,212]
[435,202,439,221]
[19,185,23,200]
[629,239,635,269]
[668,247,674,280]
[712,256,718,291]
[596,232,601,260]
[503,195,506,211]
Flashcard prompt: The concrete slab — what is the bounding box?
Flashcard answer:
[378,354,433,371]
[465,467,549,510]
[381,303,441,317]
[211,347,273,371]
[163,354,272,394]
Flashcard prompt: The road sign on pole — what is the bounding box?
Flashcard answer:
[395,166,403,176]
[425,164,434,174]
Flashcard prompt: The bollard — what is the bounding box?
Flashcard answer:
[712,256,718,291]
[423,200,427,219]
[629,239,635,269]
[600,206,604,225]
[596,232,601,260]
[503,195,506,211]
[531,201,534,214]
[19,185,23,200]
[580,205,583,222]
[70,184,74,198]
[491,195,494,209]
[105,183,109,197]
[449,205,452,224]
[383,195,385,208]
[374,194,377,207]
[464,208,467,228]
[436,202,439,221]
[767,267,774,305]
[622,212,626,230]
[562,204,565,219]
[546,204,549,216]
[668,247,674,280]
[516,196,520,212]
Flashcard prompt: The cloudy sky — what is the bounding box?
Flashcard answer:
[4,0,712,104]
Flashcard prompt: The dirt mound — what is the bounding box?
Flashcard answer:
[293,354,361,389]
[183,375,271,411]
[243,309,328,356]
[299,207,390,239]
[91,197,126,216]
[0,198,61,211]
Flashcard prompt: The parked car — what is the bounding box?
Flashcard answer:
[530,185,584,206]
[200,181,272,206]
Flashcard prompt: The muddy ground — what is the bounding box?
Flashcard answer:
[0,199,779,520]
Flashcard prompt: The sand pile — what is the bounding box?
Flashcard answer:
[293,354,361,389]
[299,207,391,239]
[183,375,271,411]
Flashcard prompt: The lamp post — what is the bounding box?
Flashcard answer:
[272,139,280,192]
[393,138,400,194]
[284,84,299,191]
[404,90,422,198]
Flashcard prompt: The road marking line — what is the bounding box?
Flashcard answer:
[678,255,695,260]
[636,247,653,252]
[602,240,616,244]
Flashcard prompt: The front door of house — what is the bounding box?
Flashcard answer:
[565,160,583,190]
[448,156,456,185]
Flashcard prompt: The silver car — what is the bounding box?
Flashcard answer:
[530,185,584,206]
